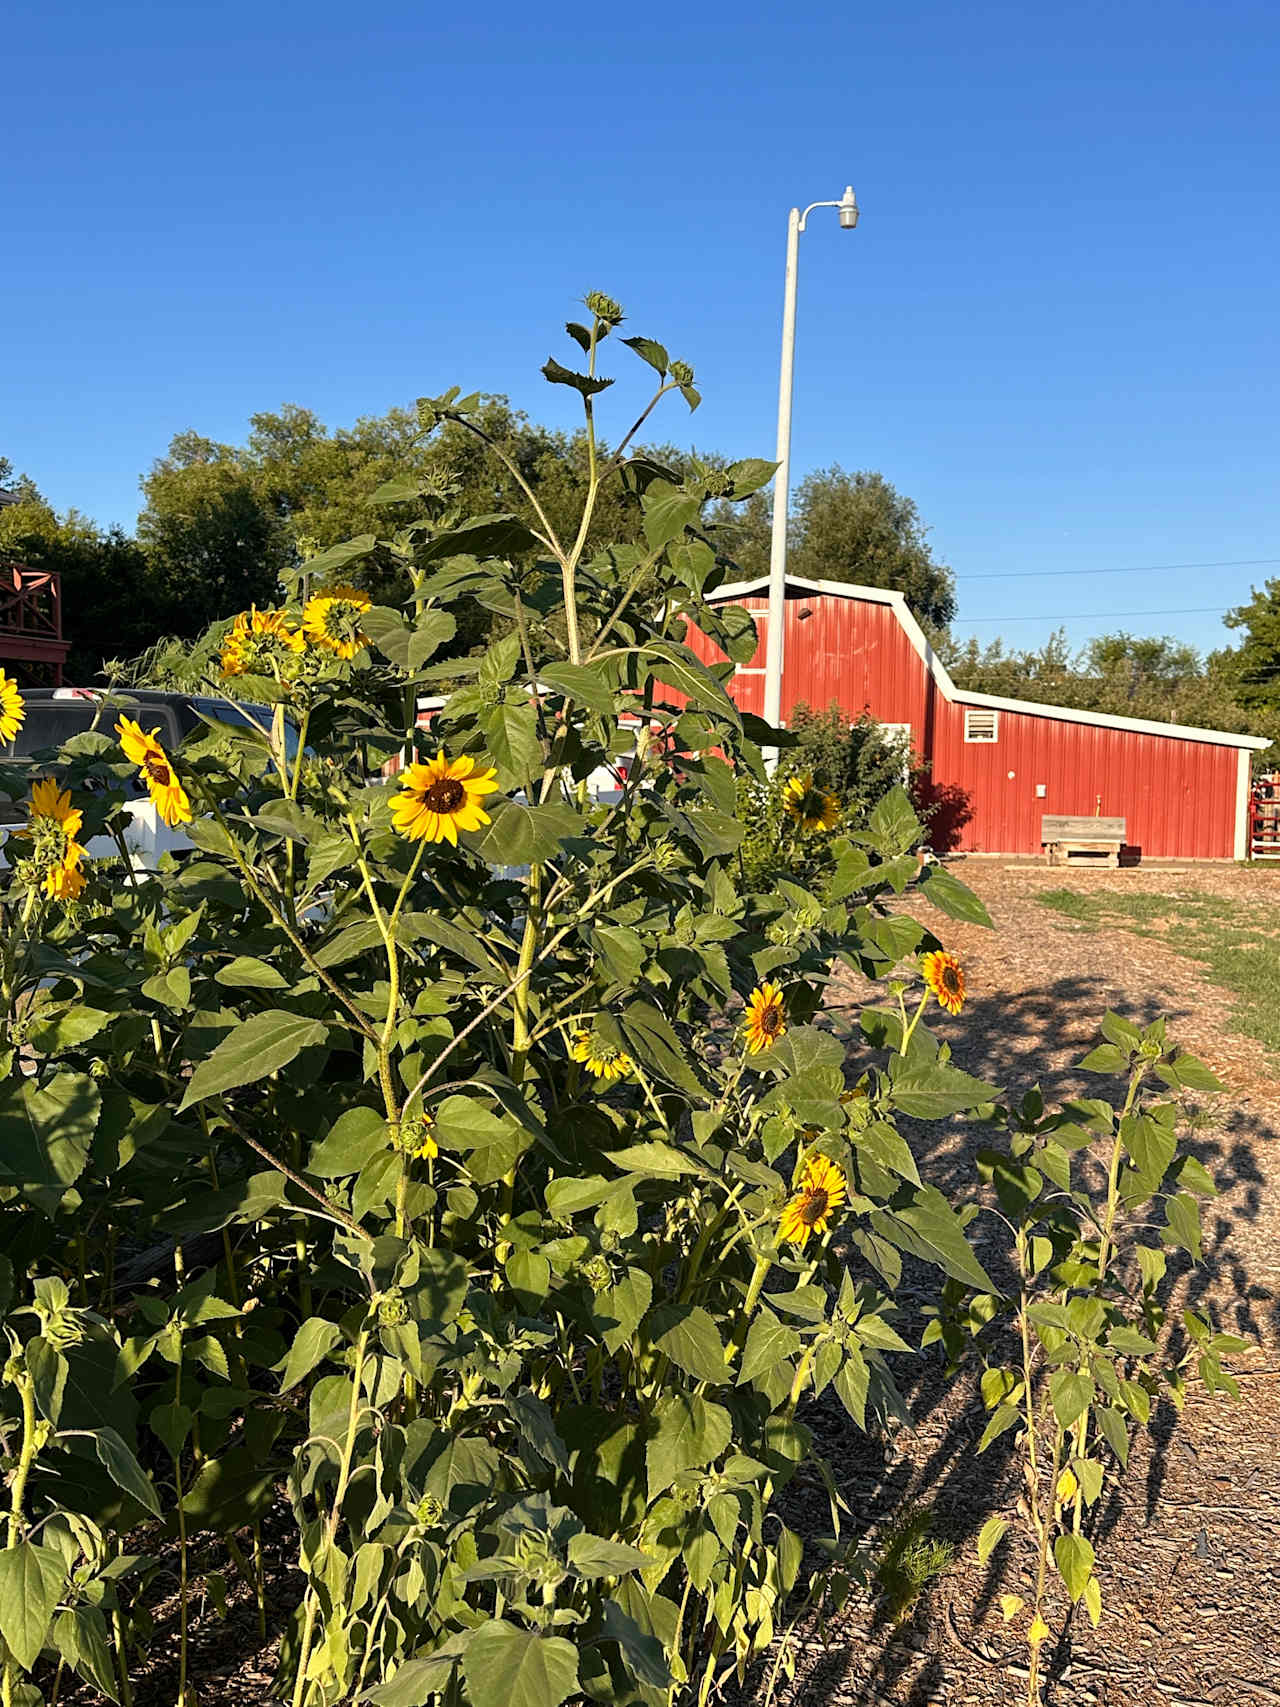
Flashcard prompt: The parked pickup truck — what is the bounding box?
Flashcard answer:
[1,687,296,866]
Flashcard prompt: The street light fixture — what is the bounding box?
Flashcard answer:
[762,185,860,752]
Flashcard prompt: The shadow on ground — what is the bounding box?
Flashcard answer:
[759,971,1280,1706]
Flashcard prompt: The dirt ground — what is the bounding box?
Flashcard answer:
[774,858,1280,1707]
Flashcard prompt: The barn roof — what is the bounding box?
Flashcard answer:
[708,575,1270,752]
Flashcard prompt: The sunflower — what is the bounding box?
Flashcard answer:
[921,949,966,1015]
[743,981,787,1054]
[43,853,86,901]
[569,1028,634,1082]
[396,1112,438,1161]
[0,670,24,745]
[301,585,372,659]
[220,606,305,677]
[391,751,499,845]
[18,778,87,901]
[116,715,192,827]
[779,1154,847,1246]
[783,771,840,833]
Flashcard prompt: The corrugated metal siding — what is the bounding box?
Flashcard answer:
[684,590,1242,859]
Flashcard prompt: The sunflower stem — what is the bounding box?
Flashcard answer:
[898,990,931,1056]
[726,1249,775,1369]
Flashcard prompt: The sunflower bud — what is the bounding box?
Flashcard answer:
[395,1113,438,1161]
[584,290,624,327]
[669,360,695,387]
[414,1493,444,1527]
[377,1290,409,1327]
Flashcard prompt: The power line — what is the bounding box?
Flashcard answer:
[953,606,1231,625]
[957,556,1280,581]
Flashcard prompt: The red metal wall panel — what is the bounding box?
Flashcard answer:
[684,589,1242,860]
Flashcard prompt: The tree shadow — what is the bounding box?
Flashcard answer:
[913,776,973,854]
[775,970,1279,1704]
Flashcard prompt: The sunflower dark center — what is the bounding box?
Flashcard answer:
[799,1188,829,1226]
[144,754,171,786]
[942,966,960,992]
[760,1006,783,1037]
[327,602,362,632]
[422,777,466,813]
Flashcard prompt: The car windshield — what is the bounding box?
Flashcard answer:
[5,700,113,757]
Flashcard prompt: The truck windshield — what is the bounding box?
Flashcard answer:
[5,701,114,756]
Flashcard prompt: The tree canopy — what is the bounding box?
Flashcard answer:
[1221,579,1280,717]
[945,626,1270,749]
[708,466,956,632]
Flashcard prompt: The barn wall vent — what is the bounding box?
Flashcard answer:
[964,708,999,743]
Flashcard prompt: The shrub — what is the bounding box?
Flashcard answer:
[0,300,1240,1707]
[735,704,917,890]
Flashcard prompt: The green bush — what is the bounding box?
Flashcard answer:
[735,704,917,891]
[0,299,1241,1707]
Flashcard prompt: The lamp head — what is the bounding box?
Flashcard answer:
[838,185,859,229]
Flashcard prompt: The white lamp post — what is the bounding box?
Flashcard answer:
[762,185,859,752]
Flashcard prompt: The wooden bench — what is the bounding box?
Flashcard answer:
[1041,815,1126,867]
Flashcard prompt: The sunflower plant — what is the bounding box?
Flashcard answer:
[0,298,1239,1707]
[927,1012,1242,1705]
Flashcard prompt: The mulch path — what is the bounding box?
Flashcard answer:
[768,858,1280,1707]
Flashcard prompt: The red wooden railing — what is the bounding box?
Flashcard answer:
[0,560,70,684]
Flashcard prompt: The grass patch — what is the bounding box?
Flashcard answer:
[1035,885,1280,1057]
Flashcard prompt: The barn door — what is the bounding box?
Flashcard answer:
[728,612,768,718]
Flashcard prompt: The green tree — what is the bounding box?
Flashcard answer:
[136,400,673,653]
[708,466,956,631]
[1222,579,1280,714]
[943,630,1078,701]
[137,432,289,633]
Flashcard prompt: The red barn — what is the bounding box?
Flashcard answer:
[687,575,1268,861]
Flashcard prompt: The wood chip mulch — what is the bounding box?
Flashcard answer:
[762,858,1280,1707]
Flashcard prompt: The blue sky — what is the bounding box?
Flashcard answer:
[5,0,1277,656]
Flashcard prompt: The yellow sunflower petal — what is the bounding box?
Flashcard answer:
[0,671,24,744]
[744,982,787,1054]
